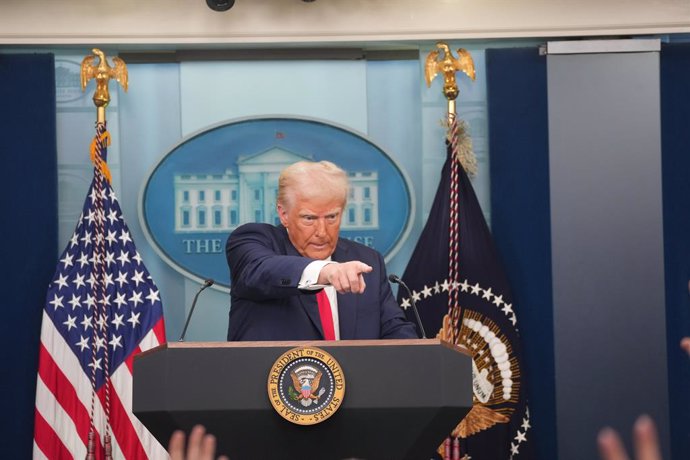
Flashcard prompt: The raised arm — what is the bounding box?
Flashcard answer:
[226,223,313,300]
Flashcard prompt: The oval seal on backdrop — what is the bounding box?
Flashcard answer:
[267,347,346,426]
[139,116,415,289]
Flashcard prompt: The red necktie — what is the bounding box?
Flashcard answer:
[316,290,336,340]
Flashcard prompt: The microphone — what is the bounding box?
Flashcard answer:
[178,279,214,342]
[388,274,427,339]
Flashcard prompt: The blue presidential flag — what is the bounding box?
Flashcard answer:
[399,136,533,460]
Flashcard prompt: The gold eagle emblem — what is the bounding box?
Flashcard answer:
[80,48,128,108]
[291,370,323,401]
[424,42,475,101]
[454,404,510,437]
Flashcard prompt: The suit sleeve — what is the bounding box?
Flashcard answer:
[374,251,420,339]
[226,224,314,300]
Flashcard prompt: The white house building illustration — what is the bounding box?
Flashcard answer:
[173,147,379,233]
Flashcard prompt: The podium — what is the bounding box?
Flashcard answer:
[133,339,472,460]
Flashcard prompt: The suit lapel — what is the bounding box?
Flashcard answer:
[281,227,324,338]
[332,240,357,339]
[300,293,324,338]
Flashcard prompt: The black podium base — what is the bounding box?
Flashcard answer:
[133,340,472,460]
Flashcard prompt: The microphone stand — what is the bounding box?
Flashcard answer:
[178,279,214,342]
[389,274,427,339]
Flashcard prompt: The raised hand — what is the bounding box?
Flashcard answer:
[168,425,229,460]
[598,415,662,460]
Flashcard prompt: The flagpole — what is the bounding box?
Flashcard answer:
[425,42,476,460]
[80,48,129,460]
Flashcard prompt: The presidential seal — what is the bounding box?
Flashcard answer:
[267,347,345,426]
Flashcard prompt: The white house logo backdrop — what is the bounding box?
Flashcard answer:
[140,117,414,288]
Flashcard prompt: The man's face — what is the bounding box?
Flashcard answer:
[278,193,344,260]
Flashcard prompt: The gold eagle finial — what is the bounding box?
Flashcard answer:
[425,42,475,101]
[80,48,128,111]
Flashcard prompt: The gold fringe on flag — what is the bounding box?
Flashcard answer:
[444,117,477,177]
[89,129,112,184]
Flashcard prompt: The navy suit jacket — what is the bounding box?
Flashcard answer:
[226,223,418,341]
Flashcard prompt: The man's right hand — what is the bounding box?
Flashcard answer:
[318,261,373,294]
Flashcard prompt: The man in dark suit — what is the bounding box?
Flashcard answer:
[226,160,417,341]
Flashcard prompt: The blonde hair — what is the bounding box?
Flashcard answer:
[277,161,349,209]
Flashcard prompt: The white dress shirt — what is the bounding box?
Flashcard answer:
[298,259,340,340]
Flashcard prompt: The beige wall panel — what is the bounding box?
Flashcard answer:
[1,0,690,44]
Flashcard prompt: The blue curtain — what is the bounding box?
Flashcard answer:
[486,47,555,460]
[0,53,57,459]
[660,42,690,460]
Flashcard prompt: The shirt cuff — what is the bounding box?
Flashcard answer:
[298,260,336,290]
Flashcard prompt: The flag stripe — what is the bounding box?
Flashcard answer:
[33,403,77,460]
[36,316,106,455]
[102,376,148,459]
[125,318,164,374]
[95,381,144,459]
[109,359,168,458]
[89,324,166,459]
[33,441,50,460]
[152,319,166,349]
[36,345,91,451]
[117,320,169,459]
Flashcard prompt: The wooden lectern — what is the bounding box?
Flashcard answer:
[133,339,472,460]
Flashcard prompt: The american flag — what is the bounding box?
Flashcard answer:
[33,124,168,459]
